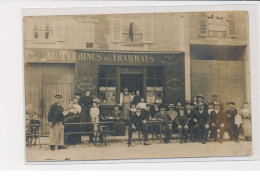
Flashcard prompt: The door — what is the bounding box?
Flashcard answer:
[24,63,75,134]
[120,74,143,96]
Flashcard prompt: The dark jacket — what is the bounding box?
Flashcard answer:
[78,96,93,108]
[48,103,64,125]
[224,108,238,125]
[176,114,189,127]
[185,109,195,120]
[155,111,172,125]
[129,111,146,128]
[142,109,152,121]
[194,109,209,125]
[208,109,224,127]
[132,95,142,105]
[150,108,160,118]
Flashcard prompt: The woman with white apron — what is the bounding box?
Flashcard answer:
[239,102,252,140]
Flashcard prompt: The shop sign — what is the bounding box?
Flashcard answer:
[24,49,183,65]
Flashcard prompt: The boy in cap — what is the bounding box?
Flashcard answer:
[167,104,178,134]
[48,95,66,151]
[128,106,149,146]
[176,107,189,143]
[29,112,41,146]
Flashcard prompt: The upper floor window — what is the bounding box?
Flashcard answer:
[24,16,66,42]
[199,12,236,38]
[112,14,153,44]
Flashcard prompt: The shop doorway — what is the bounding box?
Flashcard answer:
[120,74,143,96]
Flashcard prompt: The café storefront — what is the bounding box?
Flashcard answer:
[24,49,185,130]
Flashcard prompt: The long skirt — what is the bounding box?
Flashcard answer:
[241,119,252,138]
[49,122,64,146]
[113,119,126,136]
[64,116,81,145]
[80,106,91,132]
[122,103,131,120]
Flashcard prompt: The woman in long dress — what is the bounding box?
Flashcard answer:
[111,105,125,136]
[78,90,93,142]
[239,102,251,140]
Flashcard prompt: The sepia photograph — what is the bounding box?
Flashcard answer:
[23,11,252,162]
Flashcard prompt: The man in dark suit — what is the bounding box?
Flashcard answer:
[193,103,209,144]
[176,107,189,144]
[210,94,223,112]
[185,102,196,141]
[204,102,224,142]
[132,90,142,105]
[196,95,208,111]
[155,105,172,143]
[221,102,238,142]
[128,106,149,147]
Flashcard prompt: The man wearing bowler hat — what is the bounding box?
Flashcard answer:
[48,94,66,151]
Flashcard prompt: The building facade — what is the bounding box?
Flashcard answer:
[24,12,249,133]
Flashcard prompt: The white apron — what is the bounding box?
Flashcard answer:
[49,122,64,146]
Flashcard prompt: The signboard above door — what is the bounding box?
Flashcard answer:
[120,66,143,74]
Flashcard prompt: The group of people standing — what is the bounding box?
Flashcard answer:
[46,87,251,151]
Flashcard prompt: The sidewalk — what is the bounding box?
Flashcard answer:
[26,134,252,162]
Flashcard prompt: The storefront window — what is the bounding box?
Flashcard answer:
[146,67,164,104]
[98,66,117,105]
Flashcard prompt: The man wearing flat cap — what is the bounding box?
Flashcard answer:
[128,106,149,146]
[48,94,66,151]
[222,102,238,142]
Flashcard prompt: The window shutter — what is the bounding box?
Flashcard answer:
[112,16,122,42]
[24,17,33,41]
[53,17,65,42]
[227,12,236,37]
[199,12,208,37]
[143,15,153,43]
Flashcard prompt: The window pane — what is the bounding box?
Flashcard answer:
[107,79,116,87]
[155,68,163,78]
[147,79,154,86]
[99,67,107,78]
[99,79,106,87]
[107,67,116,78]
[155,79,163,87]
[147,68,154,78]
